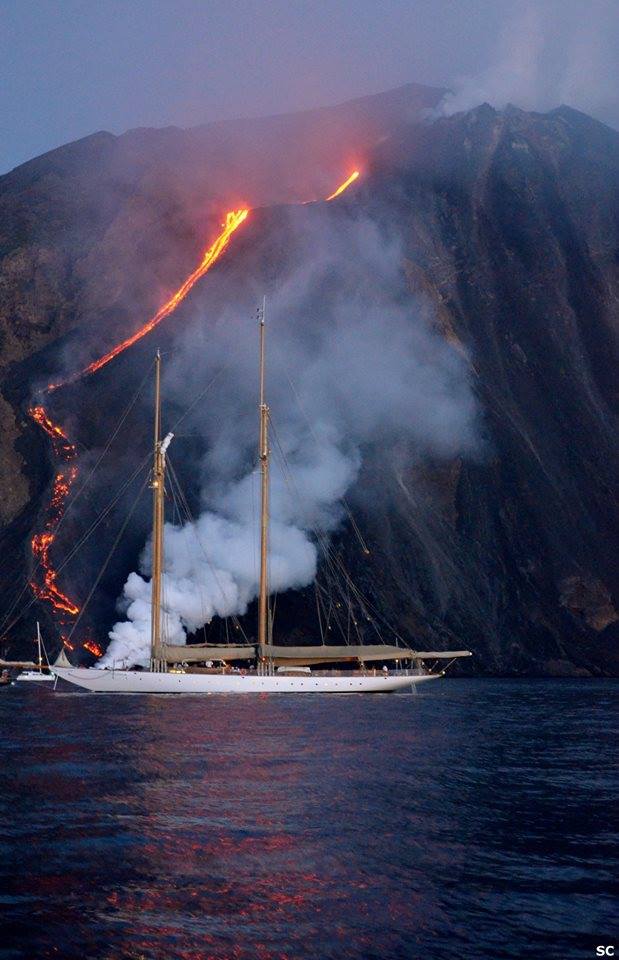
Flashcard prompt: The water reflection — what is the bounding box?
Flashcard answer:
[2,681,616,959]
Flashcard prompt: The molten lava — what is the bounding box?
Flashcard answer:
[30,172,362,650]
[48,208,249,391]
[29,405,75,457]
[325,170,360,201]
[32,207,251,639]
[47,173,360,392]
[29,405,80,617]
[31,528,79,616]
[83,640,103,658]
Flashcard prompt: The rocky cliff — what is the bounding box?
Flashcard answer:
[0,85,617,675]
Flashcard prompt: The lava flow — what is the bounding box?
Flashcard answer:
[30,208,251,641]
[83,640,103,657]
[48,173,360,391]
[29,208,251,641]
[48,208,250,391]
[29,405,80,617]
[30,171,361,645]
[325,170,360,200]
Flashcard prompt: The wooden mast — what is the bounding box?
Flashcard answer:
[258,297,270,656]
[150,350,165,671]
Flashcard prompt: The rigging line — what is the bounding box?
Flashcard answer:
[266,417,373,624]
[0,456,152,639]
[166,465,212,639]
[312,502,418,649]
[166,459,250,644]
[320,540,404,644]
[266,420,357,631]
[56,361,154,517]
[0,366,153,638]
[315,579,333,636]
[268,418,405,646]
[315,577,334,632]
[40,629,52,669]
[251,466,257,595]
[314,581,325,644]
[307,530,361,631]
[281,365,371,554]
[318,569,355,643]
[316,567,344,637]
[160,556,169,647]
[7,454,150,629]
[66,474,149,644]
[45,455,151,580]
[323,567,351,632]
[267,434,364,647]
[270,591,277,643]
[346,572,351,645]
[170,468,249,645]
[0,582,37,646]
[284,488,394,640]
[168,366,227,434]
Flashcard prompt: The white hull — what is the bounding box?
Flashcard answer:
[52,666,439,694]
[16,671,55,682]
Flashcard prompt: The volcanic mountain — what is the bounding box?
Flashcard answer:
[0,83,617,675]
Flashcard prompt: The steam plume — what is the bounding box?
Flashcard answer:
[101,207,478,667]
[439,1,618,126]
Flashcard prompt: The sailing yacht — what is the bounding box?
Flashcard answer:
[16,623,55,683]
[52,305,471,693]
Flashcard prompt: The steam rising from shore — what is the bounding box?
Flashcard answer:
[101,208,478,667]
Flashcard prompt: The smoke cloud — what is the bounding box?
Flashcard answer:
[439,0,618,126]
[101,206,478,667]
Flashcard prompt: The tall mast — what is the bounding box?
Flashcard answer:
[36,621,42,673]
[150,351,164,670]
[258,297,270,655]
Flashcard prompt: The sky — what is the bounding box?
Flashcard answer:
[1,0,617,173]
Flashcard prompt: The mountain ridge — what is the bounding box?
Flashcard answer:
[0,84,617,675]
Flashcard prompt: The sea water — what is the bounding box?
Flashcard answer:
[1,679,616,959]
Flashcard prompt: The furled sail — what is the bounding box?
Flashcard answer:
[161,643,471,665]
[259,643,413,666]
[163,643,256,663]
[412,651,472,659]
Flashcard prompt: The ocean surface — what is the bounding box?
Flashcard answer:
[1,679,616,960]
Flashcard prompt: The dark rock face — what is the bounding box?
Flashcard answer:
[0,87,617,675]
[358,104,619,674]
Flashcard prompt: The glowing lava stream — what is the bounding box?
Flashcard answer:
[49,171,359,390]
[29,209,250,641]
[48,208,250,391]
[325,170,360,200]
[83,639,103,657]
[28,406,80,618]
[30,171,361,641]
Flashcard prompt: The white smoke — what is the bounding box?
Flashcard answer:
[101,208,478,668]
[103,433,356,666]
[439,0,618,126]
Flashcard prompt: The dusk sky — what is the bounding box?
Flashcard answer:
[2,0,617,173]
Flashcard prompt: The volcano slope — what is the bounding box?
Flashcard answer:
[0,90,617,675]
[358,104,619,675]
